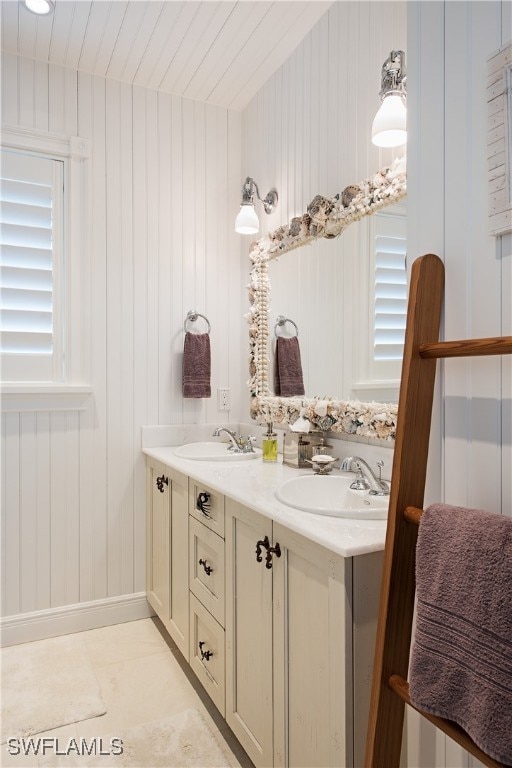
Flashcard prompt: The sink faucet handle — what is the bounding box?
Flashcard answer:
[350,464,371,490]
[376,460,384,481]
[237,434,257,453]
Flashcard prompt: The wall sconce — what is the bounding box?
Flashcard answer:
[235,177,278,235]
[22,0,55,14]
[372,50,407,148]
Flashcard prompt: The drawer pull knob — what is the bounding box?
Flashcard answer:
[156,475,168,493]
[199,641,213,661]
[196,492,211,517]
[256,536,282,569]
[199,558,213,576]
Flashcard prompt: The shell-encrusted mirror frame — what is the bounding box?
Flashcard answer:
[247,156,407,441]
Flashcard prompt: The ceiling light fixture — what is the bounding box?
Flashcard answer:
[235,177,278,235]
[372,50,407,148]
[23,0,55,15]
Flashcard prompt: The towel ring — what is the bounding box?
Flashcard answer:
[184,310,211,334]
[274,315,299,338]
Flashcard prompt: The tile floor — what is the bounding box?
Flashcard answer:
[1,618,253,768]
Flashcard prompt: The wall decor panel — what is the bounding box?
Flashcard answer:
[1,52,242,635]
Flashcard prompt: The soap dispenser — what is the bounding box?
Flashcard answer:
[262,423,278,463]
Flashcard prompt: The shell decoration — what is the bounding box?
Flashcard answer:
[246,155,406,441]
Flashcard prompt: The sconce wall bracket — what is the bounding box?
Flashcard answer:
[242,177,278,214]
[379,50,406,100]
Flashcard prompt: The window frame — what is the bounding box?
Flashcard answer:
[1,126,91,409]
[352,201,407,402]
[1,147,65,381]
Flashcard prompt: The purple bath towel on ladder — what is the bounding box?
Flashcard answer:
[182,332,211,398]
[409,503,512,766]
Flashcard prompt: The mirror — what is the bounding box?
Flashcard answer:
[269,199,406,399]
[247,157,406,441]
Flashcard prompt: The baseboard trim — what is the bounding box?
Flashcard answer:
[1,592,155,647]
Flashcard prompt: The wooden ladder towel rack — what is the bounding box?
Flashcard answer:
[365,253,512,768]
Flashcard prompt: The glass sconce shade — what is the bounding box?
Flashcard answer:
[235,177,277,234]
[24,0,55,14]
[372,50,407,148]
[372,93,407,148]
[235,203,260,235]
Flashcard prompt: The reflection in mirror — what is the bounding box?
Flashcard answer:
[247,158,407,441]
[269,201,407,400]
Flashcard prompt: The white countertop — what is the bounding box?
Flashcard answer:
[143,445,387,559]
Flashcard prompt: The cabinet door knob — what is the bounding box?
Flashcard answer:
[256,536,281,569]
[256,535,270,563]
[266,542,281,569]
[156,474,168,493]
[198,641,213,661]
[196,492,211,517]
[199,558,213,576]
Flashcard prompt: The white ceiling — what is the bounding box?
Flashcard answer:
[1,0,332,110]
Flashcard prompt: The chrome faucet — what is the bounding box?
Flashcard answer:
[340,457,390,496]
[213,427,256,453]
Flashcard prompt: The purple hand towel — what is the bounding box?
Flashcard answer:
[409,503,512,766]
[182,332,211,398]
[274,336,305,397]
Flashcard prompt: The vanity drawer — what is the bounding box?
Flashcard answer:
[189,517,225,626]
[189,593,225,716]
[189,481,225,538]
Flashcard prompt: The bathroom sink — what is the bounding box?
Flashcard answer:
[275,474,389,519]
[174,442,262,461]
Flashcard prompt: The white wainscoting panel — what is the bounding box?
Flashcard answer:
[1,52,243,630]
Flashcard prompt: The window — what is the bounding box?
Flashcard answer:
[0,128,89,396]
[1,149,64,382]
[352,202,407,399]
[369,206,407,381]
[373,231,407,363]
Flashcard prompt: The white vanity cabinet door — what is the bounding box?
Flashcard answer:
[225,499,274,768]
[146,459,170,621]
[145,459,189,660]
[272,523,353,768]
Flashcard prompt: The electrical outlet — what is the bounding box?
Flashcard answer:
[218,388,230,411]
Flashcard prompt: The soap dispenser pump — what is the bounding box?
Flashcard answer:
[262,423,278,463]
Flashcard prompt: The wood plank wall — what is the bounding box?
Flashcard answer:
[406,3,511,767]
[1,54,243,618]
[239,1,407,400]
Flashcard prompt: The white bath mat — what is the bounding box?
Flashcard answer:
[113,708,239,767]
[0,634,106,743]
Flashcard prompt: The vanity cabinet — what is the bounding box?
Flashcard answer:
[145,457,189,659]
[146,457,382,768]
[225,497,382,768]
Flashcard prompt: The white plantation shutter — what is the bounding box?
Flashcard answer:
[1,149,64,381]
[358,205,407,388]
[374,235,407,361]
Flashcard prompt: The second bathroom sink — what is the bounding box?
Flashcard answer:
[275,474,389,519]
[174,442,262,461]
